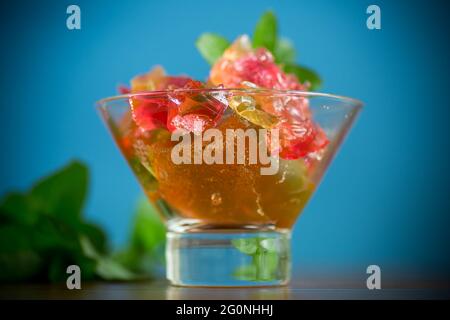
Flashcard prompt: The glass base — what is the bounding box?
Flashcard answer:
[166,230,291,287]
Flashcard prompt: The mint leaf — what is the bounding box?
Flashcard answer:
[232,264,257,281]
[231,237,283,281]
[0,225,42,282]
[80,236,138,281]
[47,255,96,282]
[131,197,166,253]
[283,63,322,91]
[253,11,277,53]
[95,258,138,281]
[29,160,108,255]
[259,238,280,253]
[0,160,111,283]
[0,193,38,225]
[231,238,258,255]
[274,38,295,64]
[254,251,279,280]
[196,33,230,65]
[31,215,81,253]
[80,235,101,260]
[112,196,165,276]
[78,222,108,255]
[30,160,88,225]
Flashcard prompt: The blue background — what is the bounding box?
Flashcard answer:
[1,0,449,281]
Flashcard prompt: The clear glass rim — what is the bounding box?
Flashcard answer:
[96,88,363,110]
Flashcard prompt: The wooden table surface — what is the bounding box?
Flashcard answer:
[1,272,449,300]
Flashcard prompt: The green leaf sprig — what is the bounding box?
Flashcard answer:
[231,237,288,281]
[195,33,230,66]
[195,10,322,90]
[113,196,166,275]
[0,161,145,282]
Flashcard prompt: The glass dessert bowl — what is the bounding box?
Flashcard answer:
[98,88,362,287]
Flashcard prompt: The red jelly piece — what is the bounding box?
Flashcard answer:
[309,126,329,153]
[268,97,328,159]
[167,109,212,133]
[130,79,209,132]
[118,85,131,94]
[130,96,170,131]
[279,120,316,159]
[279,120,329,159]
[166,80,227,133]
[236,49,297,90]
[163,76,193,89]
[210,45,305,91]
